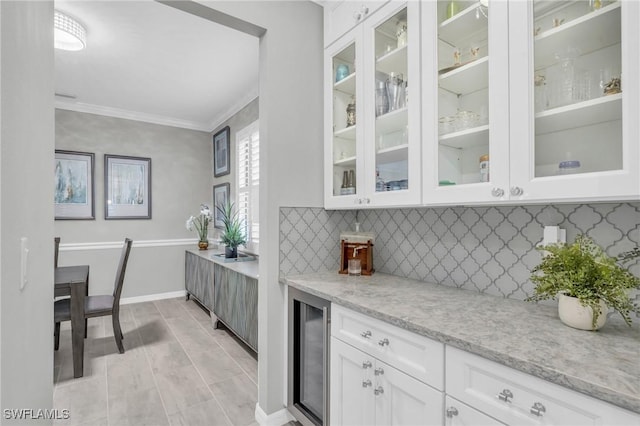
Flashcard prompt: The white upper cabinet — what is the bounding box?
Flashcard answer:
[422,0,511,204]
[325,1,422,209]
[325,0,640,208]
[509,0,639,202]
[325,1,390,47]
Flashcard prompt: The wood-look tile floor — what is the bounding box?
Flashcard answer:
[53,297,261,426]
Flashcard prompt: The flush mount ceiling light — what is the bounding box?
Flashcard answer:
[54,10,86,51]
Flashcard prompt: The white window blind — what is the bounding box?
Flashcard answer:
[237,121,259,248]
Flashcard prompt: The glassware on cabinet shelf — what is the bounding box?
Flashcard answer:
[532,0,623,178]
[386,72,406,112]
[375,80,389,117]
[374,7,411,194]
[331,42,357,198]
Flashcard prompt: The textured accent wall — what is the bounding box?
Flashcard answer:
[280,203,639,306]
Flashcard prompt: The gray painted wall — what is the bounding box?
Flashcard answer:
[55,110,212,297]
[1,1,55,420]
[210,97,259,242]
[187,0,325,416]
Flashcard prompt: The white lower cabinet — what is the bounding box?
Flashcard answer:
[446,346,640,426]
[444,396,505,426]
[331,337,443,425]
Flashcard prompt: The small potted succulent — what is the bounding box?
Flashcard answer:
[186,204,213,250]
[526,235,640,330]
[216,202,246,258]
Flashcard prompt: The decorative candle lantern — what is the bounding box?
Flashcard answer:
[346,97,356,127]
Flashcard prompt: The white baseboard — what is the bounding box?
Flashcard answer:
[254,403,296,426]
[120,290,186,305]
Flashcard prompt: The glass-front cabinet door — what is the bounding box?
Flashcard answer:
[363,1,421,206]
[422,0,510,204]
[325,1,421,208]
[325,31,364,208]
[508,0,639,201]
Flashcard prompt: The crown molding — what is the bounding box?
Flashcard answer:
[206,88,259,133]
[55,98,212,132]
[55,88,259,134]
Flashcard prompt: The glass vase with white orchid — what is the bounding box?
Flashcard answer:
[186,204,213,243]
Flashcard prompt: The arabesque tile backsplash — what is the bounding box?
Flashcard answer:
[279,203,639,311]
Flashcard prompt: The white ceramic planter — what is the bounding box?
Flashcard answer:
[558,294,608,331]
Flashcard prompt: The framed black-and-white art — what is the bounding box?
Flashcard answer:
[213,183,230,229]
[213,126,230,177]
[104,154,152,219]
[54,150,95,220]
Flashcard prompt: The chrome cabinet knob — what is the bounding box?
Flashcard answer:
[530,402,546,417]
[353,11,362,22]
[510,186,524,196]
[365,198,370,204]
[374,367,384,376]
[362,379,372,388]
[362,6,369,16]
[491,187,505,197]
[374,386,384,396]
[378,338,389,346]
[497,389,513,402]
[362,360,372,369]
[446,407,459,418]
[361,330,372,339]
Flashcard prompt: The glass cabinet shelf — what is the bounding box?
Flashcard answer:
[334,156,357,167]
[439,124,489,149]
[376,45,408,76]
[334,125,356,139]
[376,107,407,134]
[377,144,408,164]
[534,2,621,70]
[535,93,622,135]
[439,56,488,95]
[334,72,356,95]
[439,1,487,45]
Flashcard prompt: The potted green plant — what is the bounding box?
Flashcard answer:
[216,202,247,258]
[526,235,640,330]
[186,204,213,250]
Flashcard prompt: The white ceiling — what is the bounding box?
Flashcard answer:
[54,1,260,132]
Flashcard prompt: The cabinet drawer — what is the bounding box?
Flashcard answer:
[446,346,640,426]
[325,0,388,46]
[445,395,505,426]
[332,304,444,390]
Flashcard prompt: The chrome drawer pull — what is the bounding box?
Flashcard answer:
[446,407,459,418]
[374,386,384,396]
[530,402,546,417]
[362,379,372,388]
[374,367,384,376]
[362,361,372,369]
[497,389,513,402]
[361,330,372,338]
[378,338,389,346]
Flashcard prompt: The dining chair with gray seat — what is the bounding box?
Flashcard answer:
[54,238,133,354]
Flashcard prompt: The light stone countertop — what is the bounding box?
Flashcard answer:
[284,271,640,414]
[187,248,259,279]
